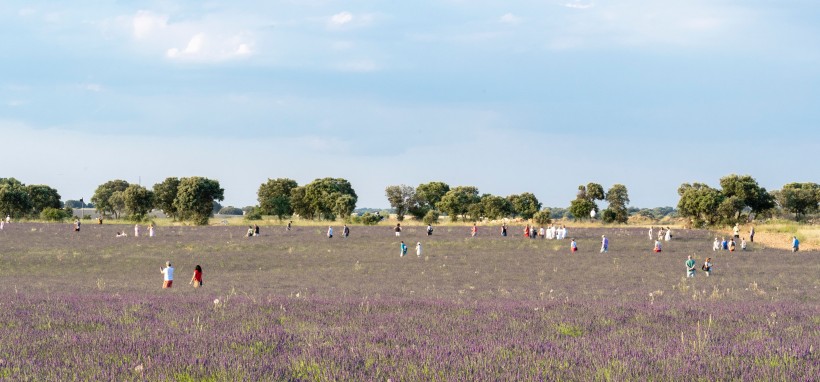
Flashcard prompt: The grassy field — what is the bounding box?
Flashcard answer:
[0,222,817,380]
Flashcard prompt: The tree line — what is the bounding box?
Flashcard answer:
[1,174,817,226]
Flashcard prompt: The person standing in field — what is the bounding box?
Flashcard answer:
[160,261,174,288]
[749,226,755,242]
[254,224,260,236]
[74,219,81,232]
[287,221,292,231]
[600,235,609,253]
[648,226,653,241]
[395,223,402,237]
[701,258,712,277]
[664,227,672,241]
[686,255,697,277]
[5,215,9,223]
[570,238,578,253]
[524,224,530,238]
[792,236,799,252]
[733,224,740,239]
[471,224,478,238]
[148,224,155,237]
[426,224,433,236]
[189,265,203,288]
[416,242,422,257]
[343,225,350,238]
[501,223,507,237]
[712,238,720,251]
[741,237,747,251]
[134,224,140,237]
[653,240,662,253]
[400,241,407,257]
[721,237,728,251]
[327,226,333,239]
[0,220,4,230]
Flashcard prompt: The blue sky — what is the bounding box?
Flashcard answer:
[2,1,819,209]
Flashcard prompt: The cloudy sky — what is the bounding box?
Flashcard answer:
[2,1,818,209]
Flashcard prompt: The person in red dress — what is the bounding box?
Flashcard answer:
[189,265,203,288]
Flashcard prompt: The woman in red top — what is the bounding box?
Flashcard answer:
[190,265,203,288]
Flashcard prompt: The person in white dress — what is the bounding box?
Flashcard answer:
[648,227,653,241]
[134,224,140,237]
[416,242,422,257]
[664,227,672,241]
[148,224,155,237]
[712,238,720,251]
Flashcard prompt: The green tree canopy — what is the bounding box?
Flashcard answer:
[603,184,630,223]
[92,180,129,218]
[480,194,513,220]
[508,192,541,220]
[26,184,61,217]
[301,178,358,220]
[410,181,450,219]
[123,184,154,221]
[436,186,480,222]
[676,183,724,227]
[258,178,299,220]
[152,177,180,220]
[173,177,225,225]
[385,185,416,222]
[719,174,775,221]
[774,182,819,220]
[0,178,31,219]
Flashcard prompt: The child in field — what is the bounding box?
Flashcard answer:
[792,236,799,252]
[116,231,127,237]
[729,238,736,252]
[648,227,653,241]
[148,224,155,237]
[190,265,203,287]
[600,235,608,253]
[416,242,422,257]
[327,226,333,239]
[653,240,662,253]
[741,237,747,251]
[74,219,81,232]
[395,223,402,237]
[524,225,530,238]
[686,256,696,277]
[400,241,408,257]
[733,224,740,239]
[664,227,672,241]
[427,224,433,236]
[134,224,140,237]
[254,224,260,236]
[343,225,350,238]
[501,224,507,237]
[701,258,712,277]
[570,238,578,253]
[246,226,254,237]
[471,224,478,238]
[712,238,720,251]
[721,237,728,250]
[287,221,292,231]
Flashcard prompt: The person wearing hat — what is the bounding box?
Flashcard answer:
[600,235,609,253]
[160,261,175,288]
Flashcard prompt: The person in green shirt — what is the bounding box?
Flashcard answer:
[686,255,697,278]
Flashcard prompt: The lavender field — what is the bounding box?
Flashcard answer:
[0,223,817,381]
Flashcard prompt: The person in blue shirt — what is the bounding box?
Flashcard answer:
[400,241,408,257]
[600,235,608,253]
[792,236,799,252]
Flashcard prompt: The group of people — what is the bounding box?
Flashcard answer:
[114,223,155,238]
[326,225,351,239]
[648,226,673,242]
[713,237,747,252]
[685,255,712,277]
[399,240,422,257]
[520,224,569,240]
[160,261,203,288]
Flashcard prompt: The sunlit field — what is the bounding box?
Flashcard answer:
[0,222,817,380]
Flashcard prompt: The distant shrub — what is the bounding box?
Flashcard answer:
[357,212,383,226]
[219,206,244,215]
[244,207,262,221]
[533,210,552,226]
[40,207,68,222]
[422,210,440,225]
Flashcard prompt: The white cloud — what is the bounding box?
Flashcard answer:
[564,1,594,10]
[132,10,167,39]
[500,13,521,25]
[80,83,103,92]
[330,11,353,26]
